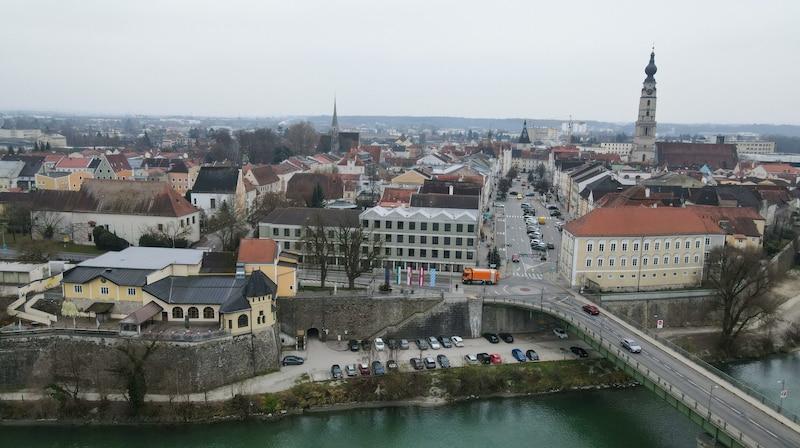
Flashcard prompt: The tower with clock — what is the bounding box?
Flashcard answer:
[630,50,658,164]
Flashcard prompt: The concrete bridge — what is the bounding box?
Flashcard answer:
[482,294,800,448]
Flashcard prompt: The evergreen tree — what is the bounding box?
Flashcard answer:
[308,183,325,208]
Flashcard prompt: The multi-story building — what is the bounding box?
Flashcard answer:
[559,207,726,292]
[736,141,775,155]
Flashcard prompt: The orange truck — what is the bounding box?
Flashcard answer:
[461,268,501,285]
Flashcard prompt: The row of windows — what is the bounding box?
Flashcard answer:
[586,237,709,253]
[74,285,137,296]
[594,271,699,279]
[384,235,474,246]
[364,220,475,233]
[385,248,475,260]
[585,253,702,267]
[173,306,216,319]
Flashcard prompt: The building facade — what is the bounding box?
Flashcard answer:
[630,51,658,164]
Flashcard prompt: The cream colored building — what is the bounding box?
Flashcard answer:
[559,207,726,291]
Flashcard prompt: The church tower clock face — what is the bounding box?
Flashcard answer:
[646,88,654,95]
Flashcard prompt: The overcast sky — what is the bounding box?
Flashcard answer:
[2,1,798,124]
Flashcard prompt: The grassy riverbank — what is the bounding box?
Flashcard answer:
[0,359,633,424]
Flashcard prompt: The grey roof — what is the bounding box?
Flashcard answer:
[245,270,277,298]
[120,301,163,325]
[144,275,247,307]
[262,207,361,227]
[62,266,152,286]
[79,247,205,270]
[192,166,240,193]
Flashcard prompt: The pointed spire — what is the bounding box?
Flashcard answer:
[331,97,339,129]
[644,49,657,83]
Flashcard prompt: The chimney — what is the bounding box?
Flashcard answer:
[645,187,650,198]
[449,184,454,195]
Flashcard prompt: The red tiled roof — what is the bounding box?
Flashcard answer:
[237,238,278,264]
[564,207,726,237]
[55,157,95,169]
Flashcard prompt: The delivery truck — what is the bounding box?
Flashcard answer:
[461,268,501,285]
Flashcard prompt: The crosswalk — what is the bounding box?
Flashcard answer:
[509,270,543,280]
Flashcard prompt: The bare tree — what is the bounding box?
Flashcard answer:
[247,192,296,228]
[285,121,320,156]
[705,246,782,353]
[32,210,65,240]
[205,201,249,252]
[16,239,62,262]
[334,218,383,289]
[301,212,331,288]
[139,221,194,248]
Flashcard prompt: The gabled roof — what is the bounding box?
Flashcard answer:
[144,275,247,307]
[249,165,280,186]
[192,166,240,193]
[2,155,45,177]
[564,207,725,237]
[62,266,152,286]
[244,269,277,298]
[103,154,132,173]
[238,238,278,264]
[32,179,198,217]
[410,193,479,210]
[262,207,361,227]
[54,157,98,170]
[687,205,763,238]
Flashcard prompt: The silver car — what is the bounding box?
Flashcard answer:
[622,338,642,353]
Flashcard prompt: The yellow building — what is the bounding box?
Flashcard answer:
[237,238,299,297]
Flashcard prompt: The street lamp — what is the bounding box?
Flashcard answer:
[707,385,719,420]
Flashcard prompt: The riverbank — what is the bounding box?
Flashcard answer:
[0,358,634,425]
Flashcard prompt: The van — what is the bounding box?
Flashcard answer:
[538,216,546,225]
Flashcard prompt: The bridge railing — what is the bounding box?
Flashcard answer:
[482,296,764,448]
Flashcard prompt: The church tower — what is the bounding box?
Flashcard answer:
[630,50,658,164]
[330,98,340,154]
[517,120,531,150]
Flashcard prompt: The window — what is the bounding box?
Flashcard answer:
[444,223,451,232]
[608,258,615,267]
[283,241,290,249]
[127,288,136,296]
[420,236,427,244]
[705,237,710,246]
[621,258,627,267]
[665,241,670,250]
[397,235,404,243]
[420,249,427,258]
[385,248,391,256]
[467,252,474,260]
[210,198,216,209]
[385,221,392,229]
[397,221,404,230]
[663,256,669,265]
[652,257,658,265]
[73,285,83,293]
[444,237,451,245]
[237,314,248,328]
[642,257,648,266]
[173,307,184,319]
[409,222,416,230]
[362,219,369,228]
[444,250,451,259]
[385,234,392,242]
[694,255,700,263]
[586,258,592,267]
[633,242,639,251]
[456,224,463,232]
[188,307,199,319]
[456,251,463,259]
[409,235,415,244]
[158,223,164,231]
[587,243,594,252]
[610,243,617,252]
[272,228,279,236]
[456,237,463,246]
[421,222,427,231]
[284,228,289,237]
[654,241,660,250]
[432,250,439,258]
[295,229,301,237]
[100,286,109,295]
[433,236,439,244]
[396,248,403,256]
[409,248,415,257]
[622,242,628,251]
[695,239,701,249]
[433,223,440,231]
[467,238,474,246]
[467,224,475,233]
[374,220,381,229]
[598,243,605,252]
[643,242,650,251]
[597,258,604,267]
[674,256,679,264]
[203,307,215,319]
[685,241,691,249]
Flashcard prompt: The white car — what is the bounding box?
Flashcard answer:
[428,336,441,350]
[374,337,385,351]
[451,335,464,347]
[463,354,479,365]
[621,338,642,353]
[553,327,568,339]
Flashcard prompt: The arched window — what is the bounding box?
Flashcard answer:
[203,307,215,319]
[172,307,183,319]
[188,307,199,319]
[237,314,249,328]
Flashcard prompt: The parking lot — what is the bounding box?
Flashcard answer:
[280,330,598,382]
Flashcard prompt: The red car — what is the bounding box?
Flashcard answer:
[512,253,521,263]
[358,363,370,375]
[489,353,502,364]
[582,304,600,315]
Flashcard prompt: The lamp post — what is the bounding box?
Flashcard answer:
[707,385,719,420]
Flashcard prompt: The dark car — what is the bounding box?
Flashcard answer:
[550,210,562,217]
[547,242,555,249]
[526,349,540,361]
[387,339,398,350]
[477,352,492,365]
[330,364,343,379]
[499,332,514,343]
[437,354,451,368]
[483,333,500,343]
[282,355,304,366]
[547,205,558,210]
[582,304,600,315]
[348,339,359,352]
[415,338,429,350]
[570,346,589,358]
[387,359,399,371]
[438,335,453,348]
[372,361,386,375]
[511,348,526,362]
[424,356,437,369]
[361,339,371,351]
[410,357,424,370]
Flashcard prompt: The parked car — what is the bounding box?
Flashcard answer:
[400,339,410,350]
[437,354,451,368]
[423,356,437,369]
[410,357,424,370]
[570,346,588,358]
[477,352,492,365]
[345,364,358,376]
[499,332,514,343]
[511,348,526,362]
[387,360,399,371]
[427,336,441,350]
[582,304,600,315]
[331,364,343,379]
[374,337,385,351]
[526,349,540,361]
[387,339,398,350]
[415,338,429,350]
[525,192,535,197]
[348,340,360,351]
[512,253,521,263]
[494,202,504,208]
[489,353,502,364]
[621,338,642,353]
[464,353,479,365]
[550,210,562,217]
[547,205,558,210]
[547,242,555,249]
[358,363,371,375]
[553,327,568,339]
[282,355,304,366]
[438,335,453,348]
[360,339,371,351]
[451,335,465,347]
[532,244,547,252]
[372,361,386,375]
[483,333,500,343]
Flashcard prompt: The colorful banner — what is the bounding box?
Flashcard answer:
[430,268,436,287]
[407,266,412,285]
[418,267,424,286]
[396,266,401,285]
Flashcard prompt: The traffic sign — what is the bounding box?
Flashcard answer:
[781,390,788,399]
[656,319,664,329]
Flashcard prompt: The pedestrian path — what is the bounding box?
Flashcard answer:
[511,271,543,280]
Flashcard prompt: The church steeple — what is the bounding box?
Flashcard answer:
[631,49,658,164]
[518,120,531,145]
[330,98,340,153]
